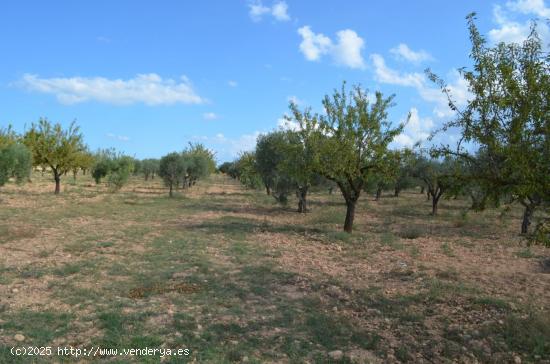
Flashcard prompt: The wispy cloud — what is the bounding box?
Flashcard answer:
[371,54,470,118]
[489,0,550,45]
[390,43,433,63]
[96,36,112,44]
[192,131,260,158]
[107,133,130,142]
[203,112,219,120]
[248,1,290,22]
[227,80,238,87]
[17,73,205,106]
[297,26,366,69]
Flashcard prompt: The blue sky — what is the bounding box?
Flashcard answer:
[1,0,548,162]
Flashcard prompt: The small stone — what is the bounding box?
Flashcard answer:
[332,306,338,312]
[242,356,249,362]
[498,320,504,325]
[11,288,19,293]
[514,356,522,364]
[328,350,344,360]
[197,324,203,330]
[14,334,25,342]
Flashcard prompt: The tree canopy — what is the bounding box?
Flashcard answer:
[428,13,549,239]
[23,119,85,194]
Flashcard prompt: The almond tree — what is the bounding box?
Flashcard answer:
[428,14,549,237]
[292,83,405,232]
[24,119,84,194]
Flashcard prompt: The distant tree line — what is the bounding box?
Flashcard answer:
[0,119,215,197]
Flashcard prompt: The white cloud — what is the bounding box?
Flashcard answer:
[106,133,130,142]
[227,80,238,87]
[277,113,300,131]
[489,2,550,44]
[297,26,332,61]
[192,131,260,158]
[332,29,366,69]
[297,26,366,69]
[248,1,290,22]
[392,108,434,148]
[506,0,550,17]
[248,1,270,21]
[371,54,470,118]
[390,43,433,63]
[272,1,290,21]
[371,54,424,87]
[18,73,205,106]
[203,112,219,120]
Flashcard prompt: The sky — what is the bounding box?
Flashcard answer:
[1,0,548,162]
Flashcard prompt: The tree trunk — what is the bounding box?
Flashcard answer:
[297,186,308,213]
[431,190,442,215]
[420,186,425,194]
[427,191,431,201]
[375,187,382,201]
[169,183,173,197]
[521,203,535,235]
[266,185,271,195]
[344,199,356,233]
[328,187,333,195]
[394,187,400,197]
[54,171,61,194]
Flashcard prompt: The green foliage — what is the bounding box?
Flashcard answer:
[91,149,134,191]
[0,125,18,149]
[23,118,85,194]
[218,162,233,174]
[107,155,134,191]
[183,143,215,186]
[411,153,461,215]
[0,143,32,187]
[234,151,262,189]
[290,82,404,232]
[255,131,286,194]
[255,130,311,206]
[159,152,186,197]
[428,14,549,235]
[141,158,160,180]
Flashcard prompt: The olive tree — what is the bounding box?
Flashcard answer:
[23,119,85,194]
[182,143,215,188]
[159,152,186,197]
[292,83,404,232]
[0,143,32,189]
[107,155,134,191]
[428,14,549,238]
[234,151,262,189]
[255,132,287,196]
[141,158,160,180]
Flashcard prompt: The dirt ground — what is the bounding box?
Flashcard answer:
[0,172,548,363]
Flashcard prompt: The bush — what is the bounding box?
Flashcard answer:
[398,226,424,240]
